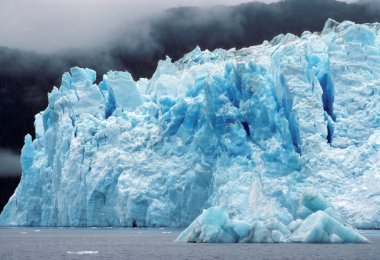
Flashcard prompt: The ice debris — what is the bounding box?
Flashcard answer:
[176,191,369,243]
[66,251,100,255]
[0,20,379,244]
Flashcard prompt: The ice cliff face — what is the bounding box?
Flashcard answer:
[1,20,380,235]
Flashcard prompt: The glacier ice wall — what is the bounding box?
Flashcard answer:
[1,19,380,230]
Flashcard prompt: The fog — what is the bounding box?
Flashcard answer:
[0,0,367,52]
[0,149,21,176]
[0,0,280,52]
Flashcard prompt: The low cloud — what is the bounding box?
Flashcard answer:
[0,149,21,176]
[0,0,266,53]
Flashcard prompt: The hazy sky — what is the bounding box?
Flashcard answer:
[0,0,360,52]
[0,0,279,52]
[4,0,359,52]
[0,150,21,175]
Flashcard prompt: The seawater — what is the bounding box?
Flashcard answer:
[0,228,379,260]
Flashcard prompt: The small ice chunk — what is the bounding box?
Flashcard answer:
[176,207,246,243]
[287,219,302,232]
[290,211,368,243]
[66,251,99,255]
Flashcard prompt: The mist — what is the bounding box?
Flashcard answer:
[0,0,274,53]
[0,149,21,176]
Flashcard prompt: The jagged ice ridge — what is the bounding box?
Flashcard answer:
[1,19,379,243]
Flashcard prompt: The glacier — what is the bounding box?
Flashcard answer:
[1,19,380,243]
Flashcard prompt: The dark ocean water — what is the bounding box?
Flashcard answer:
[0,228,379,260]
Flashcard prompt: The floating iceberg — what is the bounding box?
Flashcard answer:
[1,20,379,243]
[66,251,100,255]
[176,191,369,243]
